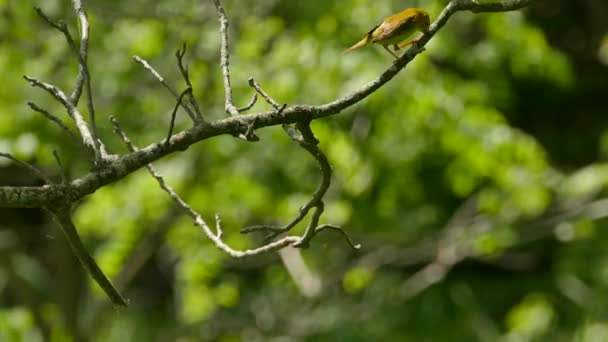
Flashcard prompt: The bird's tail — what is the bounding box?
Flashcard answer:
[342,38,369,55]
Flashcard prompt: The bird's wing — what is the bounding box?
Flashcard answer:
[371,15,416,43]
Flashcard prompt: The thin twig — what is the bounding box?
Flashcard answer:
[34,7,78,56]
[166,87,192,144]
[248,77,282,109]
[212,0,239,117]
[132,56,166,84]
[52,150,68,183]
[315,224,361,250]
[215,214,223,239]
[27,102,78,142]
[33,6,80,102]
[0,152,52,184]
[237,93,258,113]
[133,55,198,122]
[70,0,106,163]
[294,204,324,248]
[175,44,204,121]
[246,77,290,139]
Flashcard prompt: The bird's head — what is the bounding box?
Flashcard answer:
[414,10,431,33]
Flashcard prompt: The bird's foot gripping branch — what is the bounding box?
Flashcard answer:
[0,0,531,305]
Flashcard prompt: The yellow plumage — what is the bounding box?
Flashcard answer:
[343,8,431,59]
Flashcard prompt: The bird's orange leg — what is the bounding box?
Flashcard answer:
[397,38,422,50]
[381,45,400,60]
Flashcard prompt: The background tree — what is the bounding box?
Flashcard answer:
[1,0,607,341]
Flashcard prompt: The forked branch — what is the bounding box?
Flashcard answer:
[3,0,532,209]
[111,116,302,257]
[0,0,532,305]
[238,78,357,248]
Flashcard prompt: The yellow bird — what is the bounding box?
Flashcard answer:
[343,8,431,59]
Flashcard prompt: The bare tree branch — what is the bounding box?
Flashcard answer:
[239,79,342,246]
[211,0,261,141]
[241,120,334,243]
[34,3,104,162]
[0,0,534,307]
[3,0,532,209]
[110,116,302,257]
[24,76,100,160]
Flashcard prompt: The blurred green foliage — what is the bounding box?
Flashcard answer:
[1,0,608,341]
